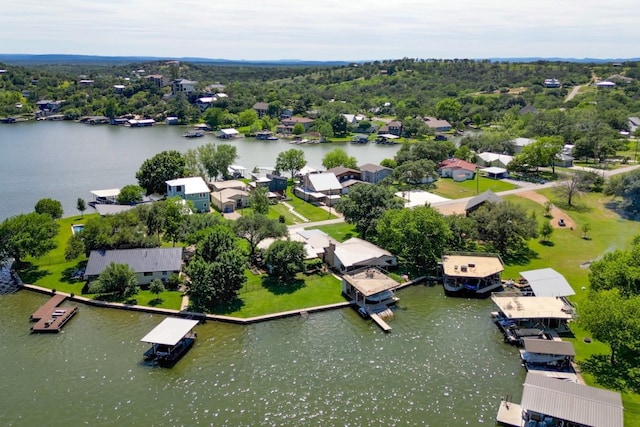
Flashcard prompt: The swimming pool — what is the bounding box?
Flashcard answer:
[71,224,85,235]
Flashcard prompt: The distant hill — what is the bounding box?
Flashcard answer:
[0,54,352,67]
[1,53,639,68]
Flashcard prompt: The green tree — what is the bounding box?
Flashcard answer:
[186,227,247,310]
[203,107,225,129]
[335,184,403,240]
[234,213,287,259]
[249,186,270,215]
[0,212,59,263]
[265,239,306,283]
[136,150,186,195]
[444,214,478,252]
[149,278,165,298]
[93,262,139,299]
[212,144,238,180]
[579,289,640,365]
[470,201,538,259]
[322,148,358,169]
[64,234,85,261]
[375,206,451,273]
[588,240,640,296]
[34,198,63,219]
[435,98,462,122]
[539,221,554,243]
[117,184,145,205]
[163,197,193,246]
[331,115,349,137]
[275,149,307,179]
[555,170,595,207]
[293,122,305,135]
[77,197,87,218]
[238,108,259,127]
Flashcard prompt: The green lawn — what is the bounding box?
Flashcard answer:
[285,186,338,221]
[309,222,358,242]
[431,177,517,199]
[212,270,344,318]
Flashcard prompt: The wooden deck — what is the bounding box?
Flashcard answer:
[496,400,523,426]
[30,293,67,321]
[370,313,392,332]
[31,306,78,333]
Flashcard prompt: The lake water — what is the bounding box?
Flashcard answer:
[0,122,401,220]
[0,286,524,426]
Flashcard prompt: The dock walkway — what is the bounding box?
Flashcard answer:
[369,313,392,332]
[31,306,79,333]
[30,293,67,321]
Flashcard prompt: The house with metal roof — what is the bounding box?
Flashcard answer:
[295,172,342,203]
[84,247,183,286]
[511,137,536,154]
[325,238,397,272]
[166,177,211,213]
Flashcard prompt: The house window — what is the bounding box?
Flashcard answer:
[162,271,168,276]
[143,272,153,276]
[176,186,182,192]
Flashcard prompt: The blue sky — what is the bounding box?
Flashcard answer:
[1,0,638,60]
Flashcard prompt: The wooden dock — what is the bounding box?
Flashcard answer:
[496,400,522,426]
[370,313,392,332]
[30,293,78,333]
[31,306,78,333]
[30,293,67,321]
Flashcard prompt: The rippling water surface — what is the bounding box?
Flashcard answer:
[0,286,524,426]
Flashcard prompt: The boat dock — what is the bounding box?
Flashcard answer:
[496,399,522,426]
[30,293,67,321]
[30,293,78,333]
[369,312,392,332]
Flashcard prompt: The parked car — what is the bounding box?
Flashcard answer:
[558,218,566,227]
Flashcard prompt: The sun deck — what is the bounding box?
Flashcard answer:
[491,294,575,320]
[30,293,67,321]
[441,253,504,278]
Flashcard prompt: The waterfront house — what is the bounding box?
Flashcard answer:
[278,116,315,134]
[166,177,211,213]
[377,120,403,136]
[497,372,623,427]
[84,247,183,286]
[441,252,504,297]
[438,158,477,181]
[325,238,397,272]
[423,116,452,132]
[359,163,392,184]
[326,166,361,183]
[196,96,216,111]
[253,102,269,118]
[295,172,342,204]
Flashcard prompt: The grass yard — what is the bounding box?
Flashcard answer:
[285,186,338,222]
[212,270,344,318]
[309,222,358,242]
[431,177,517,199]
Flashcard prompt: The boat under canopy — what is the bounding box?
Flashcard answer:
[141,318,199,367]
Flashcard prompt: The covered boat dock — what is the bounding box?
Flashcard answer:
[141,318,199,366]
[342,267,400,331]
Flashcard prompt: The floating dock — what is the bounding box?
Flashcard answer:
[496,400,522,426]
[370,312,392,332]
[30,294,78,333]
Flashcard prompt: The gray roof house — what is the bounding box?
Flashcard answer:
[465,190,503,216]
[84,247,183,286]
[360,163,392,184]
